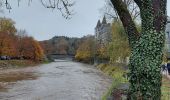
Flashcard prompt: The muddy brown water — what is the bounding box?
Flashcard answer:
[0,60,112,100]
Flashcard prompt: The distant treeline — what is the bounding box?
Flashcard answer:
[40,36,79,55]
[40,35,97,63]
[39,22,131,64]
[39,35,94,56]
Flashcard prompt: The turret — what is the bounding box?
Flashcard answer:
[96,20,101,28]
[102,15,107,24]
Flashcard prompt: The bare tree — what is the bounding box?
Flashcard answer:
[2,0,74,19]
[100,0,140,21]
[16,29,28,38]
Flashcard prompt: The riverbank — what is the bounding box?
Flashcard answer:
[0,60,46,70]
[97,63,170,100]
[96,63,129,100]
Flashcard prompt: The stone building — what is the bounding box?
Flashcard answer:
[95,16,112,47]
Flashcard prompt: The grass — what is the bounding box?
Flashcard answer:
[97,64,170,100]
[161,76,170,100]
[0,60,39,69]
[96,64,128,100]
[0,71,37,82]
[0,60,50,69]
[42,60,51,64]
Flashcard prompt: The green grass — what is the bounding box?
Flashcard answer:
[97,64,170,100]
[161,76,170,100]
[42,60,51,64]
[0,60,38,68]
[102,79,124,100]
[96,64,128,100]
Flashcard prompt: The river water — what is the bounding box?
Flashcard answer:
[0,60,112,100]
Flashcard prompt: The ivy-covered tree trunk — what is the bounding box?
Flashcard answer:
[110,0,167,99]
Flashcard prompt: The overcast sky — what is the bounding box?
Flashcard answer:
[1,0,170,41]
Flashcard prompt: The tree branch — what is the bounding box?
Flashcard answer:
[110,0,140,47]
[133,0,141,8]
[4,0,74,19]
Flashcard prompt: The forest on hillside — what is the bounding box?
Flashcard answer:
[39,35,94,56]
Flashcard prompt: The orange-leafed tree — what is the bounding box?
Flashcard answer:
[32,40,44,61]
[39,40,53,55]
[19,37,34,59]
[0,17,18,57]
[20,36,44,61]
[0,32,17,56]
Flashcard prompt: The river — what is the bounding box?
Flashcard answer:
[0,60,112,100]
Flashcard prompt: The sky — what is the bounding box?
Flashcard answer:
[1,0,170,41]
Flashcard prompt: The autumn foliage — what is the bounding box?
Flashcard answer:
[40,36,80,55]
[18,37,44,61]
[0,17,44,61]
[75,35,95,63]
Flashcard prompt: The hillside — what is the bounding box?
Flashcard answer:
[40,36,80,55]
[39,35,94,55]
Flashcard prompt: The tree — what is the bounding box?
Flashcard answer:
[75,36,95,63]
[20,36,44,61]
[2,0,74,19]
[40,40,53,55]
[19,37,33,59]
[110,0,167,99]
[32,40,44,61]
[0,16,44,61]
[95,44,109,62]
[1,0,167,98]
[108,21,130,63]
[0,17,17,34]
[0,18,17,56]
[55,38,69,55]
[40,36,81,55]
[100,0,140,21]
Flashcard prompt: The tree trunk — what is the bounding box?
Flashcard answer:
[111,0,167,99]
[129,1,167,99]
